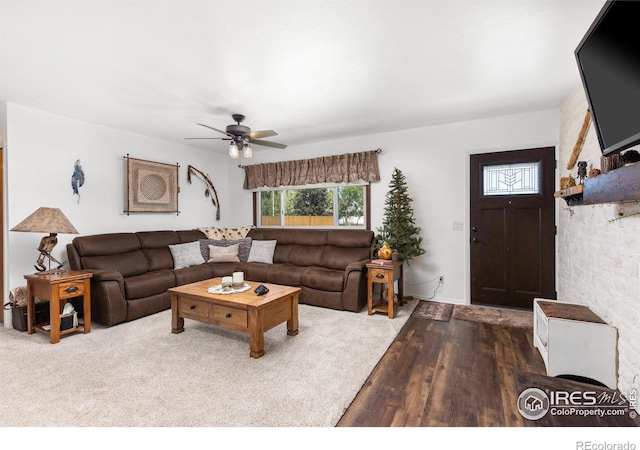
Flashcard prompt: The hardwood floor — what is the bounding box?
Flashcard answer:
[337,313,639,427]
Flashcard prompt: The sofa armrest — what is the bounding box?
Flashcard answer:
[85,269,124,283]
[342,259,370,312]
[345,259,369,275]
[81,269,127,326]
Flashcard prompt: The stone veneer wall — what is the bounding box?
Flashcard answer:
[558,86,640,396]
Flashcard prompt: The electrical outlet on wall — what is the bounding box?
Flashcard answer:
[452,222,463,231]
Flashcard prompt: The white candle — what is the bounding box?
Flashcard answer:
[222,276,232,286]
[232,272,244,285]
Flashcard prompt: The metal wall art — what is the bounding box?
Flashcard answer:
[186,165,220,220]
[124,155,179,214]
[71,159,85,203]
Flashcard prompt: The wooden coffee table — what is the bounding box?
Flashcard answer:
[169,278,300,358]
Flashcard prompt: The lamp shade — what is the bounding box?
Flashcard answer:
[11,207,79,234]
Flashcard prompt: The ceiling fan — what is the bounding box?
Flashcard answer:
[185,114,287,159]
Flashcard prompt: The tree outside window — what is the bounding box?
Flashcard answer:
[257,185,365,228]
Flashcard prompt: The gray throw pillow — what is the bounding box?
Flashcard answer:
[199,239,224,260]
[224,238,253,262]
[169,241,206,269]
[247,240,277,264]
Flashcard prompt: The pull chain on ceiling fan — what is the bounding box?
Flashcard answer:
[185,114,287,159]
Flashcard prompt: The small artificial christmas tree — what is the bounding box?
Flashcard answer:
[376,167,426,264]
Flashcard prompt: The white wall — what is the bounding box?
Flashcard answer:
[3,103,231,315]
[227,108,559,304]
[2,104,559,323]
[1,102,7,327]
[558,86,640,396]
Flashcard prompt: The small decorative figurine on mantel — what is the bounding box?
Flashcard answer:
[577,161,588,185]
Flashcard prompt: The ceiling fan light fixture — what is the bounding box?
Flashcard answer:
[243,141,252,158]
[229,141,239,159]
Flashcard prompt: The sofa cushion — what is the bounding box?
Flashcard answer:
[266,263,306,286]
[138,231,189,271]
[301,267,345,292]
[207,244,240,263]
[247,240,277,264]
[289,244,325,267]
[137,230,180,248]
[169,241,206,269]
[72,233,140,257]
[124,270,176,299]
[247,228,302,244]
[178,229,207,243]
[143,248,175,271]
[327,229,374,247]
[234,262,270,282]
[209,262,242,278]
[321,245,371,271]
[173,264,215,286]
[82,250,149,278]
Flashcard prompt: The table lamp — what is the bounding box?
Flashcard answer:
[10,207,79,273]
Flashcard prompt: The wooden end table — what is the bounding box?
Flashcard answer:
[367,260,404,319]
[24,270,92,344]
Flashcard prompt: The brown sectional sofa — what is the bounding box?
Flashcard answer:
[66,228,375,326]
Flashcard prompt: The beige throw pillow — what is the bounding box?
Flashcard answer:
[207,244,240,263]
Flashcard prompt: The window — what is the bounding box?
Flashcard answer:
[256,184,368,228]
[482,162,540,196]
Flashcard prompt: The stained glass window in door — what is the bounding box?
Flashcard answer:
[482,162,540,196]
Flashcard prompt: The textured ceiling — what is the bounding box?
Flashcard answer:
[0,0,605,154]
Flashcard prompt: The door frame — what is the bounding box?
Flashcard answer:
[464,146,558,306]
[1,146,4,324]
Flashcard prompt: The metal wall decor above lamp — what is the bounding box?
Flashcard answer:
[10,207,79,273]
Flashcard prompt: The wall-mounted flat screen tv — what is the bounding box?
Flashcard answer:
[575,0,640,156]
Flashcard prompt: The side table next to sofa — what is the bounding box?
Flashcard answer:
[25,270,92,344]
[366,260,404,319]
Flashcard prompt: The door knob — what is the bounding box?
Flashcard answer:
[472,237,480,243]
[472,226,478,232]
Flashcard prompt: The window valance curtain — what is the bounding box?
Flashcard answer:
[243,150,380,189]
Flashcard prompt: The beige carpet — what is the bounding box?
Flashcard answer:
[452,304,533,329]
[0,299,417,427]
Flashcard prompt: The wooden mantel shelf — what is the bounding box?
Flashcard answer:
[555,162,640,206]
[554,184,583,206]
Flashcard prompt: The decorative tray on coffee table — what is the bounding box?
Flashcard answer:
[207,283,251,295]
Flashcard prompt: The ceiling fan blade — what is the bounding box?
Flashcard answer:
[250,139,287,149]
[244,129,278,139]
[184,137,229,140]
[197,123,232,137]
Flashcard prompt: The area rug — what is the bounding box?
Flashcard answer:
[0,299,418,427]
[411,300,453,322]
[452,304,532,329]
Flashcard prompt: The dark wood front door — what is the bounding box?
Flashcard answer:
[470,147,556,310]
